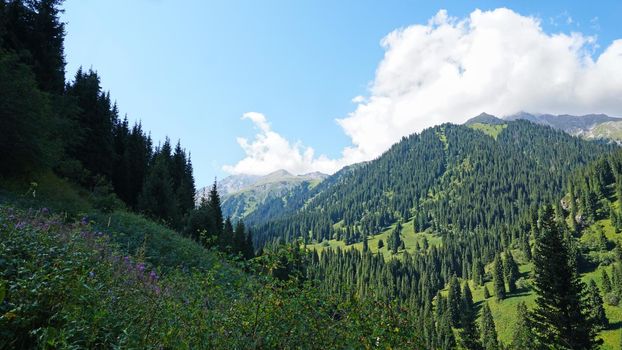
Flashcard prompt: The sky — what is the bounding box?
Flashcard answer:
[61,1,622,187]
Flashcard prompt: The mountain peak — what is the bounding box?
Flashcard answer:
[266,169,293,178]
[464,112,504,125]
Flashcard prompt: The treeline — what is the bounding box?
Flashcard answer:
[0,0,259,258]
[0,1,195,226]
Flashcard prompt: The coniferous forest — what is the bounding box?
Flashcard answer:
[2,1,622,349]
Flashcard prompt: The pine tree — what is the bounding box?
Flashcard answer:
[460,283,482,350]
[480,303,499,350]
[244,230,255,259]
[532,206,600,349]
[510,301,536,350]
[602,270,612,294]
[222,217,234,252]
[138,156,176,223]
[586,280,608,330]
[377,239,384,250]
[207,180,224,238]
[472,258,484,286]
[504,251,519,294]
[233,220,246,255]
[362,234,369,252]
[483,285,490,299]
[447,275,462,327]
[493,254,505,301]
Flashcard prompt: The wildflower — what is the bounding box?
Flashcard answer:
[80,216,89,225]
[149,270,159,281]
[89,271,96,278]
[41,207,49,215]
[136,263,145,273]
[14,222,26,230]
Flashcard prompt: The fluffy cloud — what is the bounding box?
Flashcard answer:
[222,112,342,175]
[226,8,622,175]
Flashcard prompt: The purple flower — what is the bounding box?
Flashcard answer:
[88,271,96,278]
[80,216,89,225]
[136,263,145,273]
[41,207,49,215]
[149,270,159,281]
[14,222,26,230]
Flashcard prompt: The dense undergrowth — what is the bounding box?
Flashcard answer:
[0,203,426,349]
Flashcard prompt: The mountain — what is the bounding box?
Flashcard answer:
[464,112,505,125]
[253,120,616,246]
[504,112,622,141]
[196,169,328,222]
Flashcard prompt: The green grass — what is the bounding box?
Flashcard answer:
[468,123,508,140]
[307,219,442,259]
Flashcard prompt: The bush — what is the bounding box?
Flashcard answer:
[604,293,620,306]
[516,277,532,291]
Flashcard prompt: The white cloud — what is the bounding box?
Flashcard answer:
[226,8,622,176]
[222,112,342,175]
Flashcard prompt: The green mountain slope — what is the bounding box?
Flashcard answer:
[255,120,615,247]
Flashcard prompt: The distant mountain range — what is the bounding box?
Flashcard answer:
[196,170,328,221]
[465,112,622,142]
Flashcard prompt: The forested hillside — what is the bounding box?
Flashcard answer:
[2,1,622,349]
[254,121,614,246]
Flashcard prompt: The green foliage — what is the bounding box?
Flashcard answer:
[0,206,427,349]
[480,303,499,350]
[532,206,600,349]
[493,254,506,301]
[510,301,536,349]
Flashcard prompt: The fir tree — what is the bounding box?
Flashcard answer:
[602,270,612,294]
[480,303,499,350]
[532,206,600,349]
[504,250,519,293]
[586,280,608,330]
[447,275,462,327]
[138,156,176,223]
[483,285,490,299]
[510,302,536,350]
[493,254,505,301]
[460,283,482,350]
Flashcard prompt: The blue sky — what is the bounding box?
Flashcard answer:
[61,1,622,187]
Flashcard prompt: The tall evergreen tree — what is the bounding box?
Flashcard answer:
[504,250,519,293]
[511,301,536,350]
[532,206,600,349]
[447,275,462,327]
[460,283,482,350]
[207,180,224,238]
[480,303,499,350]
[493,254,505,301]
[137,156,176,223]
[586,280,608,330]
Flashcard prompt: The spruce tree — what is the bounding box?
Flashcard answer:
[483,285,490,299]
[138,156,176,223]
[602,270,612,294]
[511,302,536,350]
[447,275,462,327]
[207,180,224,238]
[222,217,234,252]
[480,303,499,350]
[532,206,600,349]
[377,239,384,250]
[504,251,519,293]
[493,254,505,301]
[586,280,608,330]
[460,283,482,350]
